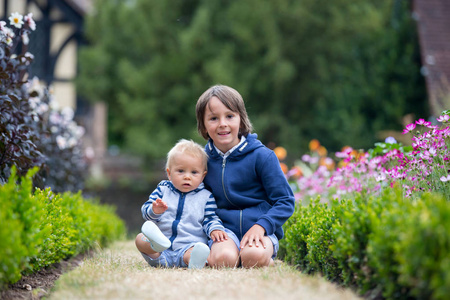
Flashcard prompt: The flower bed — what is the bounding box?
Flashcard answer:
[278,111,450,299]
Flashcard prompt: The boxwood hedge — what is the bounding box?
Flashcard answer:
[0,167,126,289]
[280,188,450,300]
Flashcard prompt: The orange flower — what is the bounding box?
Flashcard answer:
[317,145,327,157]
[309,139,320,151]
[319,157,335,171]
[338,161,348,168]
[289,166,303,179]
[350,149,366,161]
[280,162,288,174]
[274,146,287,161]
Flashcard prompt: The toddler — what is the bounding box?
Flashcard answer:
[135,139,227,268]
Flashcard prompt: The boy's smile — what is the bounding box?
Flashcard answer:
[204,96,241,153]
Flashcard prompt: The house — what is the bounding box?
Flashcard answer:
[1,0,106,178]
[413,0,450,116]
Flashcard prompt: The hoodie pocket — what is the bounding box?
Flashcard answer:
[242,202,272,234]
[216,208,240,234]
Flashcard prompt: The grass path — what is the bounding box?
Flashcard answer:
[49,240,361,300]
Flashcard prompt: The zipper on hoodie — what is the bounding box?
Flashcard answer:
[169,192,186,250]
[222,156,242,237]
[221,158,234,206]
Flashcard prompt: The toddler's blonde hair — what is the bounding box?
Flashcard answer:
[166,139,208,171]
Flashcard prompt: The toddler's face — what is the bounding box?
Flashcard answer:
[167,153,206,193]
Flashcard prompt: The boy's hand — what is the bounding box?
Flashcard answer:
[152,198,168,214]
[240,224,266,249]
[210,230,228,242]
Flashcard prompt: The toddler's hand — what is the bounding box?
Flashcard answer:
[210,230,228,242]
[152,198,168,214]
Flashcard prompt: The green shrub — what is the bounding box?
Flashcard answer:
[0,167,126,288]
[304,199,339,281]
[0,167,49,281]
[366,188,410,299]
[368,190,450,300]
[0,171,27,286]
[282,202,313,271]
[282,197,340,281]
[395,193,450,300]
[331,191,391,291]
[281,187,450,299]
[30,189,78,271]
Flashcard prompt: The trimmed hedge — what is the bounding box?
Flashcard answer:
[0,167,126,289]
[280,188,450,300]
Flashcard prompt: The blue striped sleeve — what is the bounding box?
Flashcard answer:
[141,186,164,221]
[202,195,225,237]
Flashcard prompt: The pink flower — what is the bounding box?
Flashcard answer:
[437,114,450,123]
[402,123,416,134]
[415,119,426,125]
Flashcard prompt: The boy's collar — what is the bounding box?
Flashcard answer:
[213,135,246,158]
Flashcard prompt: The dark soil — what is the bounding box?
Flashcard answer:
[0,252,89,300]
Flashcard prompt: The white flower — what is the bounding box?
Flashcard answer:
[49,97,59,111]
[36,103,49,114]
[67,137,77,148]
[61,107,74,121]
[3,27,14,46]
[0,20,6,31]
[50,112,62,124]
[28,77,44,97]
[21,32,29,45]
[29,96,40,109]
[24,13,36,31]
[376,173,386,182]
[440,175,450,182]
[9,12,24,29]
[75,126,85,138]
[56,136,67,149]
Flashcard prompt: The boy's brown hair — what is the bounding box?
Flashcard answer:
[196,84,253,140]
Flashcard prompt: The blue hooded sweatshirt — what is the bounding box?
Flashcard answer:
[203,133,295,241]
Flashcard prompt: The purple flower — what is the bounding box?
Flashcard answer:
[385,137,397,144]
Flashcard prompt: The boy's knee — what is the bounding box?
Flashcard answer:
[209,250,239,268]
[240,247,271,268]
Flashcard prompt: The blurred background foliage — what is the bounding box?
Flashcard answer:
[77,0,428,164]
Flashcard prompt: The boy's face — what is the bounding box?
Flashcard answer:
[204,96,241,153]
[166,153,207,193]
